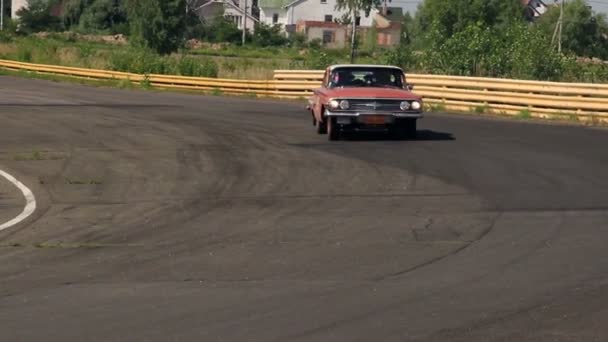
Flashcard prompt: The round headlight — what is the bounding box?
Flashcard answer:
[339,100,350,110]
[329,100,340,109]
[411,101,422,110]
[400,101,410,111]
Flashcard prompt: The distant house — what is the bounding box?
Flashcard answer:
[371,6,403,46]
[296,20,347,48]
[258,0,375,34]
[259,0,402,48]
[8,0,64,18]
[190,0,259,31]
[10,0,27,18]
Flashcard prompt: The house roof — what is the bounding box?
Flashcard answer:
[298,20,343,28]
[258,0,290,8]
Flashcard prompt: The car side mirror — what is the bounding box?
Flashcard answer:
[406,83,414,91]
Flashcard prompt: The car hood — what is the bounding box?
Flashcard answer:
[323,87,421,100]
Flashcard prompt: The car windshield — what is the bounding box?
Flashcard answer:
[328,67,405,89]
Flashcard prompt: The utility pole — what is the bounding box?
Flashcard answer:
[1,0,4,31]
[350,7,356,63]
[242,0,247,45]
[551,0,564,53]
[558,0,564,53]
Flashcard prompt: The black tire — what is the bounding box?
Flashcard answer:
[316,116,327,134]
[328,117,340,141]
[404,119,417,139]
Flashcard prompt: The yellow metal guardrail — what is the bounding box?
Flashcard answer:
[2,59,607,122]
[274,69,608,122]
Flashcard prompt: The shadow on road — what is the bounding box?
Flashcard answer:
[342,129,455,142]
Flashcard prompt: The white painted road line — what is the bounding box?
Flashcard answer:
[0,169,36,231]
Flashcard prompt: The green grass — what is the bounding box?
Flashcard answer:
[13,150,45,161]
[117,78,135,89]
[516,109,532,119]
[191,45,303,60]
[139,76,152,89]
[568,113,580,122]
[0,67,128,88]
[0,66,306,104]
[425,103,446,112]
[472,104,489,114]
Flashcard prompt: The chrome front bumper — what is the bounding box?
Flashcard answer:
[324,109,424,119]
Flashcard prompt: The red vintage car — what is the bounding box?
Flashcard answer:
[307,64,424,141]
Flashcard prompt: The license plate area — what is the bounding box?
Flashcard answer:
[361,115,390,125]
[336,117,352,124]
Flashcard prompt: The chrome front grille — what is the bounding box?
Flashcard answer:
[348,99,403,111]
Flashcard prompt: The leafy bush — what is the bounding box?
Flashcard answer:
[561,57,608,83]
[252,23,288,47]
[13,38,61,64]
[420,21,564,81]
[125,0,188,55]
[78,0,127,33]
[502,24,563,80]
[176,56,218,77]
[534,0,608,60]
[303,48,336,69]
[108,47,218,77]
[108,47,169,74]
[206,16,243,44]
[307,38,322,50]
[288,32,307,48]
[16,0,63,33]
[0,31,14,43]
[382,45,416,71]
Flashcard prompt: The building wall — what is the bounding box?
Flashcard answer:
[376,27,400,46]
[224,0,257,31]
[289,0,373,27]
[11,0,28,18]
[260,0,373,28]
[304,26,347,48]
[360,24,401,46]
[259,7,289,26]
[527,0,548,17]
[195,2,225,23]
[194,0,257,31]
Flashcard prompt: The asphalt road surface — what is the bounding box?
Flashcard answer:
[1,77,607,342]
[0,174,23,228]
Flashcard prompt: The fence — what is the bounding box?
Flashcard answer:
[2,59,608,122]
[274,70,608,123]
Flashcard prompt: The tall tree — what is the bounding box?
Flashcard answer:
[335,0,380,63]
[124,0,188,54]
[79,0,127,32]
[535,0,608,59]
[416,0,525,40]
[16,0,62,33]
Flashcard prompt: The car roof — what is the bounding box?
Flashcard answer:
[329,64,404,72]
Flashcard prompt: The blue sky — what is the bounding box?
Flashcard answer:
[391,0,608,15]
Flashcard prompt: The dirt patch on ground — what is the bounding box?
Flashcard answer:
[33,32,128,45]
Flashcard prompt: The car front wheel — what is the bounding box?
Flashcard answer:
[316,117,327,134]
[327,117,340,141]
[404,119,417,139]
